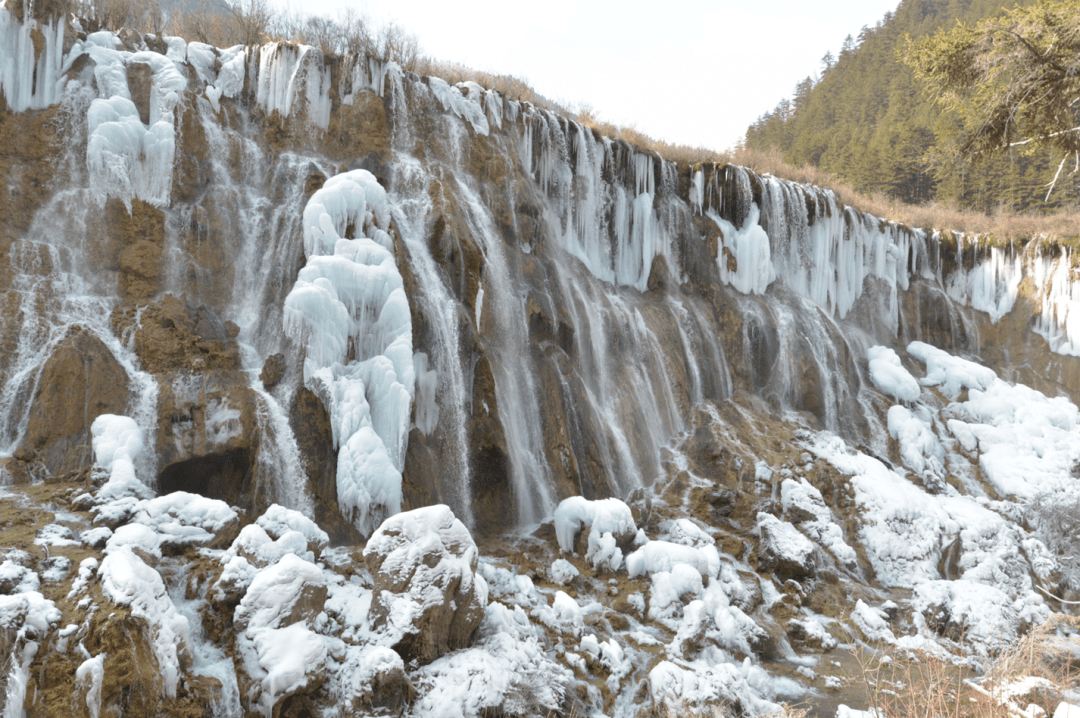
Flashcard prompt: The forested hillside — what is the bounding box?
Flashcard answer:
[744,0,1079,213]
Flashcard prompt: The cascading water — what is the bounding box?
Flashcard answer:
[385,154,477,528]
[3,1,1080,534]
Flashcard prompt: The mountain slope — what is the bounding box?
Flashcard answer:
[744,0,1080,212]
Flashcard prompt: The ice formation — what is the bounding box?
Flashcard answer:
[0,8,67,111]
[554,497,638,572]
[867,345,921,402]
[256,42,331,130]
[91,414,151,501]
[73,34,190,208]
[702,167,926,325]
[284,169,414,536]
[1033,247,1080,356]
[4,9,1080,716]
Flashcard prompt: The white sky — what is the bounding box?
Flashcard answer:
[276,0,900,152]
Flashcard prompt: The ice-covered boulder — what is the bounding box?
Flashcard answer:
[130,491,241,552]
[554,496,637,571]
[626,539,720,579]
[233,554,329,716]
[364,505,488,664]
[256,504,330,557]
[235,553,327,632]
[755,513,816,581]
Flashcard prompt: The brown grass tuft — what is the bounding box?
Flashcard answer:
[850,615,1080,718]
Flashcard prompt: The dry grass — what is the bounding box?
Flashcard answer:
[725,147,1080,242]
[650,699,808,717]
[851,615,1080,718]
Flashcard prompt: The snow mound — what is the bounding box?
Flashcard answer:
[888,405,945,487]
[908,341,996,399]
[626,540,720,579]
[868,345,921,401]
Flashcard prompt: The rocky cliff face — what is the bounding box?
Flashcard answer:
[1,1,1080,717]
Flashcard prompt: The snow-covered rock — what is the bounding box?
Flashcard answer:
[554,496,637,571]
[98,546,191,697]
[548,558,580,586]
[780,478,857,567]
[755,513,816,581]
[851,600,896,644]
[256,504,329,556]
[364,505,488,663]
[235,553,327,631]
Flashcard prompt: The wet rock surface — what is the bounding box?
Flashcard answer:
[19,327,132,477]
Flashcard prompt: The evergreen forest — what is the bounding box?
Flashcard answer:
[744,0,1080,213]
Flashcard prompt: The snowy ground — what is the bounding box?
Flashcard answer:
[2,344,1079,717]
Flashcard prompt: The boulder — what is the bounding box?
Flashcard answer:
[755,513,816,582]
[235,553,327,632]
[363,505,487,664]
[259,353,286,388]
[20,327,132,476]
[349,646,414,712]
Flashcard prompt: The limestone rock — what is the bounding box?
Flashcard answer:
[118,239,163,301]
[126,61,153,125]
[154,370,260,511]
[111,295,240,374]
[364,505,487,664]
[259,353,286,388]
[19,327,131,476]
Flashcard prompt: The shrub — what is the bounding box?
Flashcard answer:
[1030,490,1080,592]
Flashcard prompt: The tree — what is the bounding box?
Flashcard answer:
[903,0,1080,199]
[821,51,836,74]
[225,0,273,47]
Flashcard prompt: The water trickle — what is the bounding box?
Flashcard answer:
[388,155,475,527]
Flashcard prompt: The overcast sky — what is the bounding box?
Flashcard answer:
[276,0,900,152]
